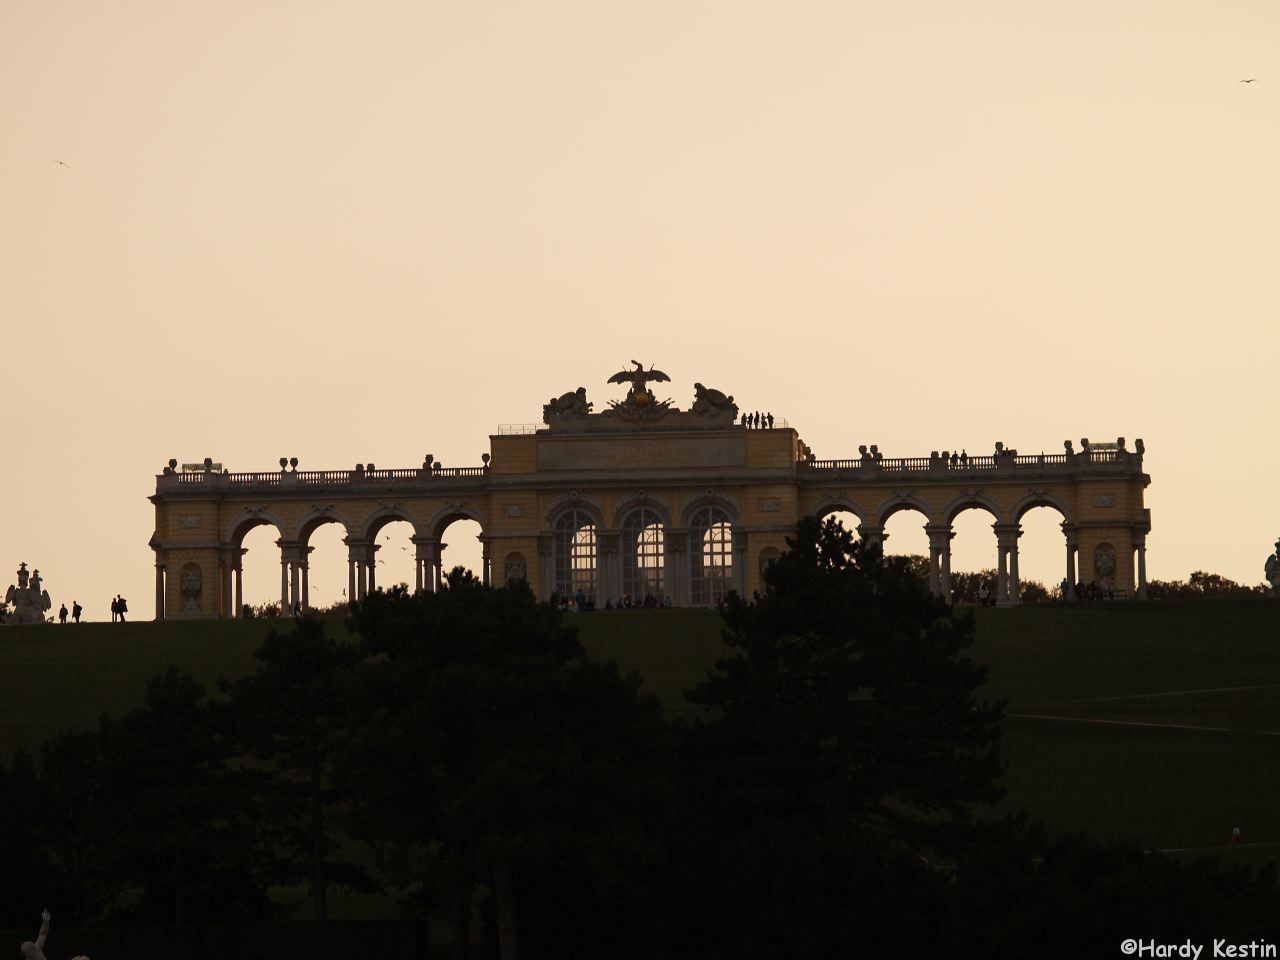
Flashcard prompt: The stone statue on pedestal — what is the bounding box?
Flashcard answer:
[4,562,52,625]
[1265,539,1280,596]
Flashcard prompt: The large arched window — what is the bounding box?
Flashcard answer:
[690,506,733,607]
[553,509,596,601]
[621,508,665,604]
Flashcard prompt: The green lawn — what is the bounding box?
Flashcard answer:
[3,599,1279,860]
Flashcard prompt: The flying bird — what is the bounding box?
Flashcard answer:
[1240,78,1258,83]
[51,160,69,167]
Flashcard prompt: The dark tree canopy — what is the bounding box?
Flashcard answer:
[687,514,1005,853]
[216,617,374,920]
[342,573,670,960]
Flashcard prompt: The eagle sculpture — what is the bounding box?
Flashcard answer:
[607,360,671,397]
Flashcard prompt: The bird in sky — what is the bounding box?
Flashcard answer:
[1240,78,1258,83]
[51,160,68,167]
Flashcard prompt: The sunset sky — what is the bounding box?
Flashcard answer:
[3,1,1277,619]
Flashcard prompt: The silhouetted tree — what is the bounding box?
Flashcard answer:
[99,666,274,925]
[689,515,1004,851]
[0,747,43,917]
[667,516,1005,956]
[342,575,669,960]
[30,730,119,924]
[217,617,374,920]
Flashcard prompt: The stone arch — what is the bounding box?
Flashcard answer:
[680,491,740,527]
[619,504,668,603]
[545,493,606,529]
[293,505,357,543]
[550,504,600,601]
[224,507,288,546]
[363,504,425,541]
[1011,490,1073,523]
[613,493,674,529]
[871,494,936,527]
[942,493,1003,525]
[811,496,871,524]
[426,503,488,541]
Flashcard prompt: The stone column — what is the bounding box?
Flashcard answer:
[537,535,554,602]
[669,527,690,607]
[301,546,313,611]
[277,542,303,614]
[941,529,954,598]
[925,525,952,598]
[1135,535,1148,600]
[857,524,885,549]
[733,530,749,597]
[367,542,380,593]
[235,551,244,618]
[412,537,438,594]
[1062,522,1078,600]
[993,523,1022,605]
[1009,540,1021,602]
[279,553,289,611]
[481,537,492,587]
[155,562,166,621]
[219,558,233,618]
[344,538,372,601]
[597,531,620,605]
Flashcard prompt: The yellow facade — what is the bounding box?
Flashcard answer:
[150,382,1151,618]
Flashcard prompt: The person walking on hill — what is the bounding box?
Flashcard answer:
[58,603,67,624]
[72,601,82,623]
[110,597,119,622]
[116,595,127,622]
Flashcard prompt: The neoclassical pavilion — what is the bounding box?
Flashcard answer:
[149,366,1152,618]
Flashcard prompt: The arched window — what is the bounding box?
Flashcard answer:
[621,508,665,604]
[690,506,733,607]
[553,510,596,601]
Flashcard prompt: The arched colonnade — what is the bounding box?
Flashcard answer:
[195,504,490,618]
[809,490,1149,602]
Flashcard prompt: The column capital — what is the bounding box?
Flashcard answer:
[857,524,885,544]
[924,523,954,544]
[993,522,1022,545]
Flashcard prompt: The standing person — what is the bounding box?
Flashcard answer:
[72,600,82,623]
[58,603,68,624]
[766,412,774,429]
[20,908,50,960]
[110,597,119,622]
[117,595,128,622]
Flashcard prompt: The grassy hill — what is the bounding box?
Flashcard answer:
[2,600,1278,858]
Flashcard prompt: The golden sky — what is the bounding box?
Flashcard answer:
[3,1,1277,617]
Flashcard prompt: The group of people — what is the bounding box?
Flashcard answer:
[1061,578,1115,601]
[561,591,672,611]
[55,601,83,624]
[740,411,774,429]
[612,592,670,609]
[41,598,126,624]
